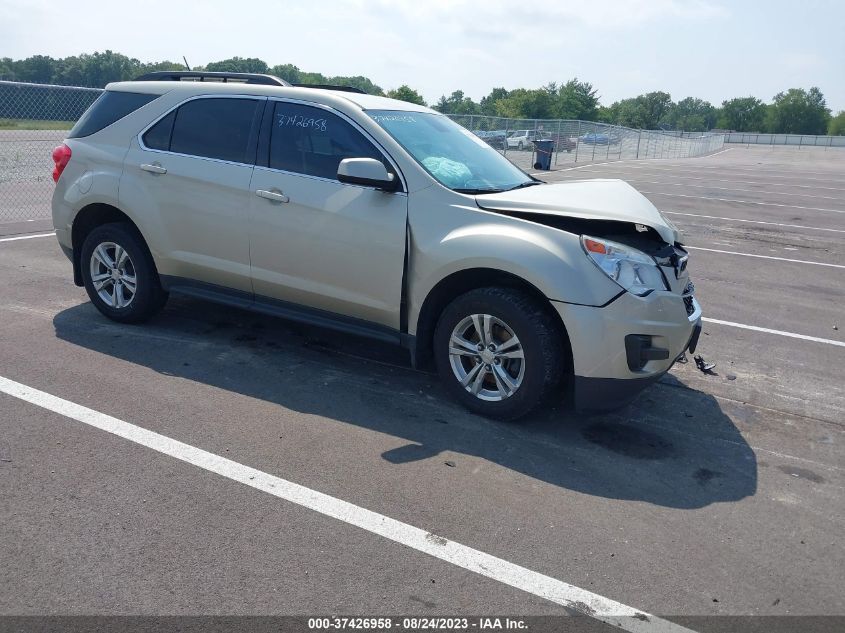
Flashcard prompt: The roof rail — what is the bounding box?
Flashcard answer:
[292,83,367,94]
[132,71,290,87]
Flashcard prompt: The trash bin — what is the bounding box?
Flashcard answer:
[532,139,555,170]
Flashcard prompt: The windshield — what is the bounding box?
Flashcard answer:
[366,110,533,193]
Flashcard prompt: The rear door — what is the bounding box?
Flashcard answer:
[248,100,408,329]
[121,95,265,293]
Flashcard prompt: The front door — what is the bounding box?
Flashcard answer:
[248,100,407,330]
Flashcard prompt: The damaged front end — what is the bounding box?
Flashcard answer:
[473,179,704,410]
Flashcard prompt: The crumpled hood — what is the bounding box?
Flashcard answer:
[475,179,681,244]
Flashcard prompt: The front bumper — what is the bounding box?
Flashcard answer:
[553,290,702,411]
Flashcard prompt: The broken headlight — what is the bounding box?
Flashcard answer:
[581,235,668,297]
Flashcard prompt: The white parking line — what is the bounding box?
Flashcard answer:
[702,319,845,348]
[700,147,733,158]
[552,170,845,191]
[628,166,844,184]
[628,180,841,201]
[0,375,688,633]
[686,246,845,269]
[664,212,845,234]
[0,232,54,243]
[638,191,844,214]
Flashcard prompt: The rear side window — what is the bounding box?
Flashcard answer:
[69,91,160,139]
[167,98,260,163]
[269,102,388,180]
[142,110,175,151]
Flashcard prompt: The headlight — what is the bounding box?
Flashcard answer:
[581,235,668,296]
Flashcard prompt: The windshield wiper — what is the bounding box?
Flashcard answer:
[454,188,505,195]
[505,181,543,191]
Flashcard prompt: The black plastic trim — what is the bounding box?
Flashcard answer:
[292,84,367,94]
[133,71,290,86]
[573,374,664,412]
[160,276,406,347]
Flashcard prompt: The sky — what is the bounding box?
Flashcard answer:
[1,0,843,112]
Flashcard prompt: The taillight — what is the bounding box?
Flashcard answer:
[52,143,72,183]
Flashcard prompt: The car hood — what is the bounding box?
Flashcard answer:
[475,179,681,244]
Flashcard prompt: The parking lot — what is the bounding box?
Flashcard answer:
[1,145,843,631]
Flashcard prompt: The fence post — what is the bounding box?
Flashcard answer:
[503,118,509,158]
[574,121,582,163]
[636,131,641,159]
[555,119,562,165]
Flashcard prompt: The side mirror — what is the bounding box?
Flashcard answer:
[337,158,399,191]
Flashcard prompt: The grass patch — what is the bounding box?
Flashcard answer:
[0,118,74,130]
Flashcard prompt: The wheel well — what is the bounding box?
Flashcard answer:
[70,204,143,286]
[412,268,572,372]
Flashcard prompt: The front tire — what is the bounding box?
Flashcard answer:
[434,287,564,420]
[80,223,167,323]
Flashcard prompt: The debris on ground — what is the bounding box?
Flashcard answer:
[444,460,456,468]
[726,374,737,381]
[677,353,688,364]
[694,354,717,374]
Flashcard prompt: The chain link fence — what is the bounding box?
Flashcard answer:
[724,132,845,147]
[1,80,101,223]
[444,114,725,172]
[1,80,724,224]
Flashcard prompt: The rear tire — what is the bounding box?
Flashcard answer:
[433,287,564,420]
[80,223,167,323]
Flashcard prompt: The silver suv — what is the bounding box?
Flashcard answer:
[51,71,702,419]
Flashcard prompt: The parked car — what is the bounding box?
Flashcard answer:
[52,71,701,420]
[507,129,543,150]
[579,132,611,145]
[549,134,577,153]
[473,129,507,149]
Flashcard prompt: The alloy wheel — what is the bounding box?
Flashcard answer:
[448,313,525,401]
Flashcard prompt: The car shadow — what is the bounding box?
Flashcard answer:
[53,296,756,510]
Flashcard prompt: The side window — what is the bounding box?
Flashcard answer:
[168,98,260,163]
[68,91,160,139]
[142,110,175,151]
[269,102,389,181]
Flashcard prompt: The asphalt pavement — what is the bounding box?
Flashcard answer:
[1,145,843,632]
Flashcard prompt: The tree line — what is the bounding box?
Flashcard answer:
[1,51,841,135]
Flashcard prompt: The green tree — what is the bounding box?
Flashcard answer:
[13,55,56,83]
[766,87,830,134]
[666,97,717,131]
[205,57,269,74]
[717,97,768,132]
[479,87,509,116]
[269,63,303,83]
[386,85,426,106]
[433,90,480,115]
[599,92,672,129]
[829,111,845,136]
[75,51,143,87]
[493,87,556,119]
[638,91,672,129]
[556,78,600,121]
[0,57,17,81]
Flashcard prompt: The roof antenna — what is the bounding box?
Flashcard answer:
[182,56,191,71]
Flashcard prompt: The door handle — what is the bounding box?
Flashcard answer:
[140,163,167,174]
[255,189,290,203]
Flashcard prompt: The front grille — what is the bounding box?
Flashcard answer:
[683,280,695,316]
